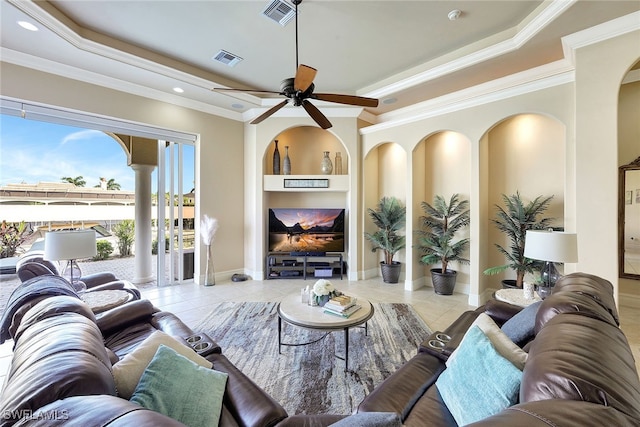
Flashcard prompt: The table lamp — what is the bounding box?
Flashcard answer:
[524,230,578,299]
[44,230,97,292]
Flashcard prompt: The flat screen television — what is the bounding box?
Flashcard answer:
[268,208,345,253]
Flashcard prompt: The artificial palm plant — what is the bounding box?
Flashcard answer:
[417,194,470,294]
[364,196,406,283]
[483,192,554,288]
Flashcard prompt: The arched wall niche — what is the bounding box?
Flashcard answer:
[412,130,472,293]
[617,57,640,300]
[262,125,347,176]
[362,141,408,282]
[480,113,567,291]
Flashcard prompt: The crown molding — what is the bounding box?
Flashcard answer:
[562,10,640,65]
[361,60,575,134]
[1,48,243,121]
[360,0,576,99]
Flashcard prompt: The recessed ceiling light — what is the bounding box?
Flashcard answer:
[173,87,184,93]
[18,21,38,31]
[231,103,244,109]
[382,97,397,105]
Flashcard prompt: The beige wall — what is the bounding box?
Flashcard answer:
[361,28,639,305]
[362,83,574,303]
[0,62,244,283]
[575,30,640,304]
[485,114,565,287]
[2,26,637,300]
[413,132,472,292]
[243,115,362,280]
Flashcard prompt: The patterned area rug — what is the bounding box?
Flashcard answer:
[196,302,432,415]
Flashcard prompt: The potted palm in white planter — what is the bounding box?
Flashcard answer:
[417,194,470,295]
[364,196,406,283]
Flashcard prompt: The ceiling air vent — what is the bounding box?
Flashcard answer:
[212,50,243,67]
[262,0,297,26]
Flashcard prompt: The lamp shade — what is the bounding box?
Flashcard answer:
[44,230,97,261]
[524,230,578,263]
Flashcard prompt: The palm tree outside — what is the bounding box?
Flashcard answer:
[61,176,86,187]
[95,178,121,190]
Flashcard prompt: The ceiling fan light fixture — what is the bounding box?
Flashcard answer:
[262,0,298,26]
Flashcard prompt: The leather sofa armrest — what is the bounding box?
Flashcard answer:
[81,272,118,288]
[95,299,155,335]
[208,353,288,427]
[86,282,141,299]
[482,299,523,327]
[419,310,480,358]
[467,400,636,427]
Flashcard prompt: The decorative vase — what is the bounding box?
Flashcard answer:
[272,140,281,175]
[283,146,291,175]
[321,151,333,175]
[205,244,215,286]
[334,152,342,174]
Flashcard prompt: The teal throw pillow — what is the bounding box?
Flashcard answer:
[436,326,523,426]
[130,344,228,427]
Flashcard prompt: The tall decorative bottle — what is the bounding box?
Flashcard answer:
[334,152,343,175]
[283,146,291,175]
[321,151,333,175]
[272,140,281,175]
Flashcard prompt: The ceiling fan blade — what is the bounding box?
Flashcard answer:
[213,87,281,95]
[251,100,289,124]
[302,100,332,129]
[294,64,317,92]
[313,93,379,108]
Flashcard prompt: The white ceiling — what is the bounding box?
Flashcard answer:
[1,0,639,123]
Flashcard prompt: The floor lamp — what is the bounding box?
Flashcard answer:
[524,230,578,299]
[44,230,97,293]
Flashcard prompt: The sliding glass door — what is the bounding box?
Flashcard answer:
[155,141,195,286]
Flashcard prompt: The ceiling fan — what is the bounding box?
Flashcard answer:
[213,0,378,129]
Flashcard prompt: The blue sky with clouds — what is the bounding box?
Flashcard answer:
[0,115,194,192]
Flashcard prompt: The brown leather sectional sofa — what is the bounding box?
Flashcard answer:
[1,272,639,426]
[280,273,640,426]
[0,275,288,427]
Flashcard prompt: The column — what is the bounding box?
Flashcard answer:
[131,164,155,284]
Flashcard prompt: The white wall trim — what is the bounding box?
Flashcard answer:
[360,0,576,98]
[361,60,574,134]
[1,48,243,121]
[562,11,640,65]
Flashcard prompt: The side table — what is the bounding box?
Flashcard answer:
[82,289,135,314]
[494,288,541,308]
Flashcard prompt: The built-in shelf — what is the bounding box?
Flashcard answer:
[264,175,349,192]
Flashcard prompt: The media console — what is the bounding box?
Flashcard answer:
[266,252,344,280]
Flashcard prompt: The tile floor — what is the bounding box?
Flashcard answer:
[1,277,639,386]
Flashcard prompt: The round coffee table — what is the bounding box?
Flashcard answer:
[277,293,374,371]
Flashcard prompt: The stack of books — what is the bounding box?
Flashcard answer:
[323,295,361,318]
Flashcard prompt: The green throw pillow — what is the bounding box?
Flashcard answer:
[130,344,228,427]
[436,326,522,426]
